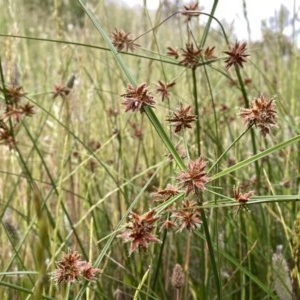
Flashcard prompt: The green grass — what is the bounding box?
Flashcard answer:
[0,0,299,299]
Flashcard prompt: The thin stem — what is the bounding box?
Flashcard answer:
[235,66,260,189]
[192,68,201,155]
[183,231,191,300]
[208,127,251,174]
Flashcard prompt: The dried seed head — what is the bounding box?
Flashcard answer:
[181,2,201,23]
[117,210,161,255]
[52,84,71,99]
[233,187,254,204]
[224,41,249,70]
[110,29,140,52]
[151,184,179,203]
[177,157,209,196]
[204,46,217,60]
[166,47,179,59]
[167,103,196,133]
[121,83,155,113]
[172,199,202,232]
[179,43,202,69]
[51,249,100,285]
[272,245,293,300]
[155,80,176,102]
[239,95,277,137]
[171,264,184,289]
[51,249,82,285]
[2,85,26,105]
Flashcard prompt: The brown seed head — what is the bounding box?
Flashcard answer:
[233,187,254,204]
[0,128,15,149]
[21,102,35,117]
[110,29,140,52]
[179,43,202,69]
[171,264,184,289]
[155,80,176,102]
[78,261,100,282]
[224,41,249,70]
[2,85,26,104]
[52,84,71,99]
[121,83,155,113]
[166,47,179,59]
[177,157,209,196]
[151,184,179,203]
[181,2,201,22]
[167,103,196,133]
[172,199,202,231]
[51,249,82,285]
[51,249,100,285]
[239,95,277,136]
[204,46,217,60]
[117,210,161,255]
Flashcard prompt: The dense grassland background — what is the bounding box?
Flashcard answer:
[0,0,300,299]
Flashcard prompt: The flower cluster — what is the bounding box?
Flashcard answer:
[181,1,201,23]
[172,199,202,231]
[177,157,209,196]
[167,43,217,69]
[51,249,100,285]
[224,41,249,70]
[0,85,34,149]
[167,103,196,133]
[118,210,161,255]
[239,95,277,136]
[233,187,254,213]
[155,80,176,102]
[151,184,180,203]
[121,83,155,112]
[110,29,140,52]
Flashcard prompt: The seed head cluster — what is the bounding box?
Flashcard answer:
[51,249,100,285]
[110,29,140,52]
[239,95,277,136]
[121,83,155,112]
[172,199,202,231]
[155,80,176,102]
[167,43,217,69]
[0,85,34,149]
[167,103,196,133]
[224,41,249,70]
[177,157,209,196]
[117,210,161,255]
[181,1,201,23]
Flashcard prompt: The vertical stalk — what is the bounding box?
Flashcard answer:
[235,67,260,190]
[192,68,201,155]
[183,231,191,300]
[192,68,221,299]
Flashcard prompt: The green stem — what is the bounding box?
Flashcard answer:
[235,66,260,190]
[192,68,201,155]
[191,67,221,299]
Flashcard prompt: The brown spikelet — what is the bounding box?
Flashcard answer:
[224,41,249,70]
[121,83,155,113]
[239,95,277,137]
[110,29,140,52]
[179,43,202,69]
[272,245,293,300]
[167,103,196,133]
[181,2,201,23]
[117,210,161,255]
[171,264,184,289]
[177,157,209,196]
